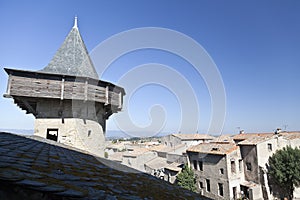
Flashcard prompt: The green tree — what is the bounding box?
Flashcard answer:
[268,146,300,200]
[176,164,197,192]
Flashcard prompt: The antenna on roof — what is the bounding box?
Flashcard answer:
[73,16,78,28]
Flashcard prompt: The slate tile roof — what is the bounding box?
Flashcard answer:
[41,18,99,79]
[0,132,206,199]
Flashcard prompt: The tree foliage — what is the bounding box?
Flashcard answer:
[176,164,197,192]
[268,146,300,200]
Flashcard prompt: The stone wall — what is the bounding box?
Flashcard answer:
[36,99,106,128]
[240,145,259,183]
[34,118,105,157]
[122,151,158,172]
[161,135,181,147]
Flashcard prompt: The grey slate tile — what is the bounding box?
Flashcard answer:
[16,179,48,187]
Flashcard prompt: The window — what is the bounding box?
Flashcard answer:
[268,143,272,151]
[206,179,210,192]
[246,162,252,171]
[219,168,224,174]
[199,161,203,171]
[46,128,58,142]
[193,160,198,170]
[218,183,224,196]
[199,181,203,189]
[239,159,243,172]
[231,159,236,173]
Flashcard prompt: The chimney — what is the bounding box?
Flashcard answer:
[275,128,282,134]
[239,130,245,134]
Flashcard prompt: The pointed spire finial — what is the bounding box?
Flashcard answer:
[73,16,78,28]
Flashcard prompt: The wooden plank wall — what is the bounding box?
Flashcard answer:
[9,75,121,107]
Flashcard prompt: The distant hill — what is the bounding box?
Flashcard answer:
[106,130,169,139]
[0,129,33,135]
[0,129,169,139]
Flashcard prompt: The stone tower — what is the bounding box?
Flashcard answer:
[3,18,125,157]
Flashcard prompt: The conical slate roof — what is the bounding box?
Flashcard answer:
[41,17,99,79]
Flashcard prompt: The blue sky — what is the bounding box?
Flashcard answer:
[0,1,299,135]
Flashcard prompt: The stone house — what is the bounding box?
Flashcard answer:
[236,132,300,199]
[121,148,158,172]
[187,141,242,200]
[164,162,183,184]
[144,157,169,178]
[144,147,188,181]
[161,133,215,148]
[187,132,300,200]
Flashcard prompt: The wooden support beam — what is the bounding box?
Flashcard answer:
[17,98,37,116]
[84,79,88,102]
[118,92,122,109]
[60,78,65,100]
[105,85,109,105]
[104,109,113,119]
[4,74,12,97]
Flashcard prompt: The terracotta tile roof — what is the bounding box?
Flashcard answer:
[232,133,274,145]
[172,133,215,140]
[238,136,274,145]
[108,152,124,162]
[240,181,259,188]
[211,135,234,143]
[122,148,150,157]
[279,131,300,140]
[165,162,183,172]
[106,142,126,150]
[148,144,168,151]
[149,144,187,153]
[232,133,274,141]
[0,132,205,199]
[187,142,238,155]
[145,157,169,170]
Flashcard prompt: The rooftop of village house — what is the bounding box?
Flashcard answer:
[187,142,238,155]
[232,131,300,145]
[172,133,215,140]
[232,132,274,141]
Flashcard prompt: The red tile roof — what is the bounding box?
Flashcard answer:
[172,134,215,140]
[187,142,238,155]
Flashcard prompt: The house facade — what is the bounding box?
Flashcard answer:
[187,142,243,200]
[187,132,300,200]
[161,133,215,148]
